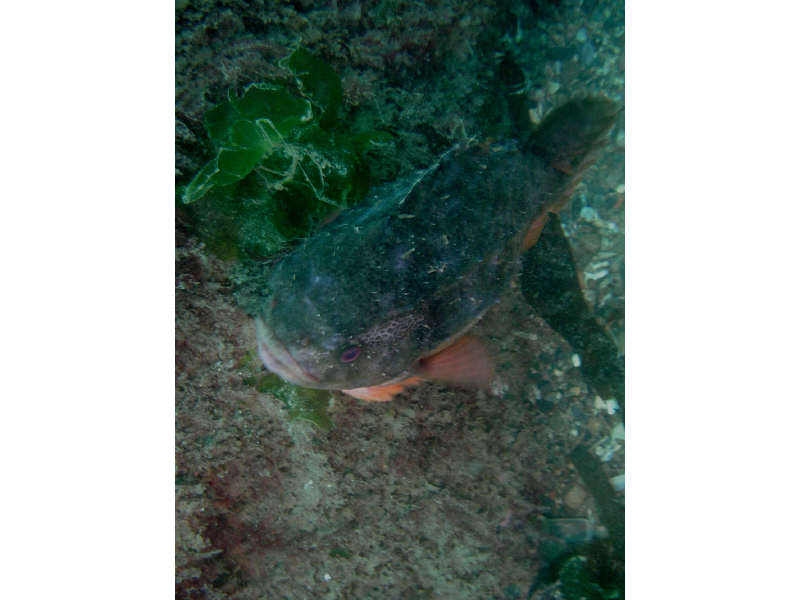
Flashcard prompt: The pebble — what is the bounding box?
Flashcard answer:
[594,397,619,415]
[586,416,603,435]
[593,437,621,462]
[580,40,596,65]
[584,269,608,281]
[579,205,599,222]
[565,484,588,510]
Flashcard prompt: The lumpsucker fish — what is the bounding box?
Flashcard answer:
[254,98,619,401]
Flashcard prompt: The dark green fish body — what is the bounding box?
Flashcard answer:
[255,99,618,398]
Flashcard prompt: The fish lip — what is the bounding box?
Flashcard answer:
[255,317,320,387]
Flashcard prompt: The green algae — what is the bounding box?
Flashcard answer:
[328,546,353,559]
[180,46,392,260]
[271,383,332,431]
[238,351,332,430]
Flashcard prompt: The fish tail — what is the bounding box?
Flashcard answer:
[525,98,620,211]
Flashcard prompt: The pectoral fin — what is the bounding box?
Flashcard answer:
[342,336,493,402]
[342,376,423,402]
[417,335,493,388]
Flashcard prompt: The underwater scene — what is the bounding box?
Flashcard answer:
[176,0,624,598]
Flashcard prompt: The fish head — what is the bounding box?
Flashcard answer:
[255,262,425,390]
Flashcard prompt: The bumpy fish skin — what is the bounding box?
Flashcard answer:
[256,98,618,393]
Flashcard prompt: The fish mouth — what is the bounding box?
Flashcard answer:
[255,317,321,388]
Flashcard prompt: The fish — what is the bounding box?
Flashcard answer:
[254,97,619,401]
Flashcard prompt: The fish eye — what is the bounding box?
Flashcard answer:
[340,346,361,363]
